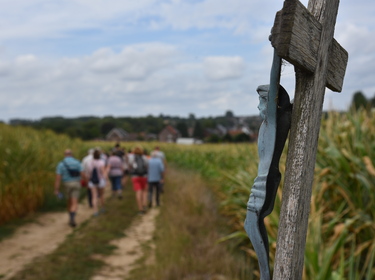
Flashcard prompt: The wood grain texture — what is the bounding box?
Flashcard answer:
[271,0,348,92]
[272,0,346,279]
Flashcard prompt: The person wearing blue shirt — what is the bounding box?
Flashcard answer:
[54,149,85,227]
[147,151,165,208]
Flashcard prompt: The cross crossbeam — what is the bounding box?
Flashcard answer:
[270,0,348,92]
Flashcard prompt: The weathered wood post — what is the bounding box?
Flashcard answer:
[269,0,348,279]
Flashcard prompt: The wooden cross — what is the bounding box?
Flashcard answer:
[269,0,348,279]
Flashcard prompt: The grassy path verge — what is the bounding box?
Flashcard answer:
[129,165,251,280]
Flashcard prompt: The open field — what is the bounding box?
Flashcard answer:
[1,108,375,279]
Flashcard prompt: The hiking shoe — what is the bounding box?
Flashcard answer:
[99,208,106,214]
[93,212,99,217]
[69,221,76,228]
[138,210,145,215]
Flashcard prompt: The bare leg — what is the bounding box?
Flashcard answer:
[141,189,148,210]
[148,183,153,207]
[135,190,143,211]
[98,188,105,209]
[122,176,128,188]
[68,197,79,227]
[69,197,79,212]
[91,187,98,214]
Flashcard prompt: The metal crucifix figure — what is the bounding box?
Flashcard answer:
[244,50,292,280]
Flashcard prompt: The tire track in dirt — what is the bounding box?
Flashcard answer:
[91,207,159,280]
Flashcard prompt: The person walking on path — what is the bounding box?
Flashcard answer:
[82,148,94,208]
[54,149,85,227]
[88,149,107,216]
[128,146,149,214]
[153,146,166,165]
[153,146,167,193]
[107,150,124,199]
[112,142,125,159]
[121,149,130,189]
[147,151,164,208]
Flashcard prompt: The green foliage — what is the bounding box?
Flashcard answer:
[205,134,221,143]
[193,120,205,139]
[222,133,233,142]
[313,109,375,279]
[176,121,189,137]
[350,91,375,112]
[9,113,262,142]
[9,115,166,140]
[233,132,251,143]
[161,108,375,279]
[351,91,368,110]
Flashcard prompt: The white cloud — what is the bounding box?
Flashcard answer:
[203,56,245,80]
[15,55,37,64]
[2,43,245,120]
[0,0,374,121]
[88,44,179,81]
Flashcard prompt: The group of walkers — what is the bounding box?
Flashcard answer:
[54,144,166,227]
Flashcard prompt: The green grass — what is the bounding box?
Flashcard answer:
[129,165,253,280]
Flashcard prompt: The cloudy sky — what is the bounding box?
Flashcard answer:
[0,0,374,122]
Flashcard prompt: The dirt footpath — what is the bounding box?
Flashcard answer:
[0,198,93,279]
[0,193,159,280]
[91,207,159,280]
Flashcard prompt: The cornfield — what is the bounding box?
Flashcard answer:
[0,124,86,224]
[1,108,374,279]
[161,109,375,279]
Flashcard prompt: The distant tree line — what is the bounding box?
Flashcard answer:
[9,111,262,142]
[10,115,164,140]
[351,91,375,111]
[9,91,370,142]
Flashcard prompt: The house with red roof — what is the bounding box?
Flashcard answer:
[158,125,181,142]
